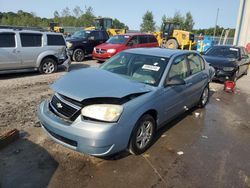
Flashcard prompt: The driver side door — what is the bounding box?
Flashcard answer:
[157,55,190,124]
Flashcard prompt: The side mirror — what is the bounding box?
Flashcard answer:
[88,36,95,41]
[165,77,185,86]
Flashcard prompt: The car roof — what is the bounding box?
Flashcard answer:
[124,48,196,58]
[212,45,244,49]
[125,47,197,58]
[0,28,63,35]
[117,33,155,37]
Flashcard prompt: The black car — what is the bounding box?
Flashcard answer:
[66,30,109,62]
[203,45,249,82]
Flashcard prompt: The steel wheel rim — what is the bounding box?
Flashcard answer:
[42,62,54,73]
[136,121,153,149]
[202,87,209,105]
[75,50,83,61]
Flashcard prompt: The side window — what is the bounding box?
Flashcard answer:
[47,34,65,46]
[0,33,15,48]
[168,55,189,80]
[129,36,138,45]
[90,31,101,40]
[148,35,157,43]
[138,35,148,44]
[187,54,204,75]
[20,33,42,47]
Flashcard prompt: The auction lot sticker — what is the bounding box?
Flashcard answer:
[142,64,160,71]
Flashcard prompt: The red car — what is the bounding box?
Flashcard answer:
[92,33,159,61]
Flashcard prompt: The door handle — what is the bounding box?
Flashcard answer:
[186,83,193,87]
[12,49,20,53]
[202,75,208,79]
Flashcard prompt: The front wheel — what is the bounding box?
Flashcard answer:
[73,48,85,62]
[129,114,156,155]
[39,58,57,74]
[198,85,209,108]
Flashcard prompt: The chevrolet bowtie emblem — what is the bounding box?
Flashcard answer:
[56,102,63,108]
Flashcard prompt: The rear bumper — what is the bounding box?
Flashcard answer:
[213,69,236,82]
[59,56,71,71]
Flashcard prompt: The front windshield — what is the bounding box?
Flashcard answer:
[106,35,130,44]
[205,47,240,59]
[71,30,89,38]
[100,52,169,86]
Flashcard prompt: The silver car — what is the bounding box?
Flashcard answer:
[38,48,213,157]
[0,28,70,74]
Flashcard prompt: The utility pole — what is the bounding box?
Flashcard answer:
[213,8,219,39]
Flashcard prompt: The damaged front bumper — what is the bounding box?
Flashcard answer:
[37,100,127,156]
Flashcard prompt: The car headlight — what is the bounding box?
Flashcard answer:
[66,42,72,48]
[81,104,123,122]
[107,49,116,53]
[223,67,235,71]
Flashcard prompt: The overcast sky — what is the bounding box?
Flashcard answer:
[0,0,240,30]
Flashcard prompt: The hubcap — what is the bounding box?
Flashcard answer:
[202,87,209,105]
[136,121,153,149]
[75,50,83,61]
[42,62,54,74]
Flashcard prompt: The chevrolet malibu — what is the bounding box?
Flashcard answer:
[38,48,213,157]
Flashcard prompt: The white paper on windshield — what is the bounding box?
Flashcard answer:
[124,36,130,38]
[142,64,160,71]
[230,48,239,51]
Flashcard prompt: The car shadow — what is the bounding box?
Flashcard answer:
[0,135,58,188]
[104,106,200,161]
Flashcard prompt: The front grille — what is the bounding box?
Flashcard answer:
[95,48,106,54]
[49,93,81,121]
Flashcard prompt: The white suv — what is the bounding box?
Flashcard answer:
[0,28,70,74]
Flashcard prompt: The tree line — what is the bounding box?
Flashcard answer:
[140,10,235,37]
[0,6,128,29]
[0,8,235,37]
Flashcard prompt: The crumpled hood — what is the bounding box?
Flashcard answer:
[51,68,152,102]
[203,55,236,67]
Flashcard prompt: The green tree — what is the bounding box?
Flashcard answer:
[183,12,194,31]
[112,18,129,29]
[160,14,167,31]
[140,11,156,32]
[81,6,95,27]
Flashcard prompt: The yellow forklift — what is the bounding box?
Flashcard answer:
[85,17,126,36]
[49,22,64,33]
[154,22,195,49]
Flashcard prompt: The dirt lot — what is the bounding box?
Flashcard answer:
[0,61,250,188]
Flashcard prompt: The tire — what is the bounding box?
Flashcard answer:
[129,114,156,155]
[39,57,57,74]
[231,69,239,82]
[166,39,178,49]
[243,66,248,75]
[73,48,85,62]
[198,85,209,108]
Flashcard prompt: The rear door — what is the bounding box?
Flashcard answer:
[185,53,208,107]
[0,32,21,70]
[19,32,43,68]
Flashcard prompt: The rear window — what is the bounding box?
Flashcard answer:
[205,46,240,59]
[20,33,42,47]
[47,34,65,46]
[0,33,15,48]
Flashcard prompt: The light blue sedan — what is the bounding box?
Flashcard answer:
[38,48,214,157]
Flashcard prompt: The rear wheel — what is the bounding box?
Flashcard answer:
[166,39,178,49]
[198,85,209,108]
[39,58,57,74]
[73,48,85,62]
[129,114,156,155]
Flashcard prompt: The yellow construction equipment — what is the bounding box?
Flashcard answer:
[85,17,126,36]
[153,22,195,49]
[49,22,64,33]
